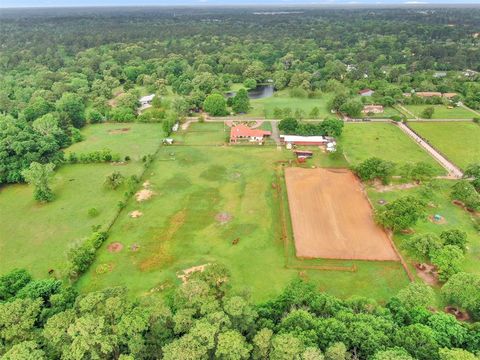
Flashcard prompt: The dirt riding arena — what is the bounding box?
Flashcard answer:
[284,168,398,261]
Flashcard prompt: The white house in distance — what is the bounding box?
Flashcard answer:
[138,94,155,112]
[280,135,337,152]
[358,88,374,97]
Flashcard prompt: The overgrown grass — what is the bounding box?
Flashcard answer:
[0,123,162,277]
[340,123,445,175]
[408,122,480,169]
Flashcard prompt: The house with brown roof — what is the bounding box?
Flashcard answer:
[358,89,374,97]
[442,93,458,99]
[230,124,271,144]
[415,92,442,98]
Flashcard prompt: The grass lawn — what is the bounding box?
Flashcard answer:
[0,123,162,277]
[78,123,409,303]
[340,123,445,174]
[368,180,480,279]
[404,105,476,119]
[408,122,480,170]
[245,90,334,119]
[367,106,402,119]
[67,123,163,160]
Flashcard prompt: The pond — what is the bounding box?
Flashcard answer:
[226,84,275,100]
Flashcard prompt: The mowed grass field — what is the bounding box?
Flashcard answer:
[340,123,445,174]
[0,123,162,277]
[77,122,409,302]
[409,122,480,169]
[368,180,480,278]
[404,105,476,119]
[246,90,334,119]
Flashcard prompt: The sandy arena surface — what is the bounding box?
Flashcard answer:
[284,168,399,261]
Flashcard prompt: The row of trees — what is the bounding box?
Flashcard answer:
[0,265,479,359]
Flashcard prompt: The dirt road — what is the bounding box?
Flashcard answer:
[396,122,463,178]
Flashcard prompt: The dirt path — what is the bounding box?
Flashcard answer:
[396,104,417,119]
[270,121,281,145]
[396,122,463,178]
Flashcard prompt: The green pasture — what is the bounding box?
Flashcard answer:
[404,105,476,119]
[78,122,408,302]
[0,123,162,277]
[245,90,334,119]
[409,122,480,170]
[340,123,445,174]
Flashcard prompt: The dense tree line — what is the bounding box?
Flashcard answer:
[0,265,479,359]
[1,7,479,184]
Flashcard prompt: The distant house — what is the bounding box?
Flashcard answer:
[139,94,155,106]
[358,89,374,97]
[280,135,329,146]
[463,69,478,77]
[362,105,384,114]
[138,94,156,112]
[442,93,458,99]
[433,72,447,78]
[230,124,271,144]
[415,92,442,98]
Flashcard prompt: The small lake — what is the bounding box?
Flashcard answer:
[226,84,275,100]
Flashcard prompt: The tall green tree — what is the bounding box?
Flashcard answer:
[21,162,56,202]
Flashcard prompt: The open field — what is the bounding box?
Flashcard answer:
[246,90,334,119]
[340,123,445,174]
[285,168,398,260]
[368,180,480,278]
[77,122,409,302]
[366,106,402,118]
[408,122,480,169]
[403,105,476,119]
[0,123,162,277]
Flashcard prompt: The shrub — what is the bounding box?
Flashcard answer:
[104,171,125,189]
[88,208,99,218]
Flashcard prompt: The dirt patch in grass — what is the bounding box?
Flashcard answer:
[107,242,124,253]
[130,210,143,218]
[108,127,131,135]
[135,189,155,202]
[373,180,419,193]
[215,212,233,225]
[415,263,439,286]
[177,264,210,283]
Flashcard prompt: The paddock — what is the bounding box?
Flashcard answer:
[284,167,399,261]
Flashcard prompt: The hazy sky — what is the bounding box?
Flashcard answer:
[1,0,478,8]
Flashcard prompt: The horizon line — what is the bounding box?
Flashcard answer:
[2,3,480,9]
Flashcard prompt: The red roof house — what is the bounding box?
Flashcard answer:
[230,124,271,144]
